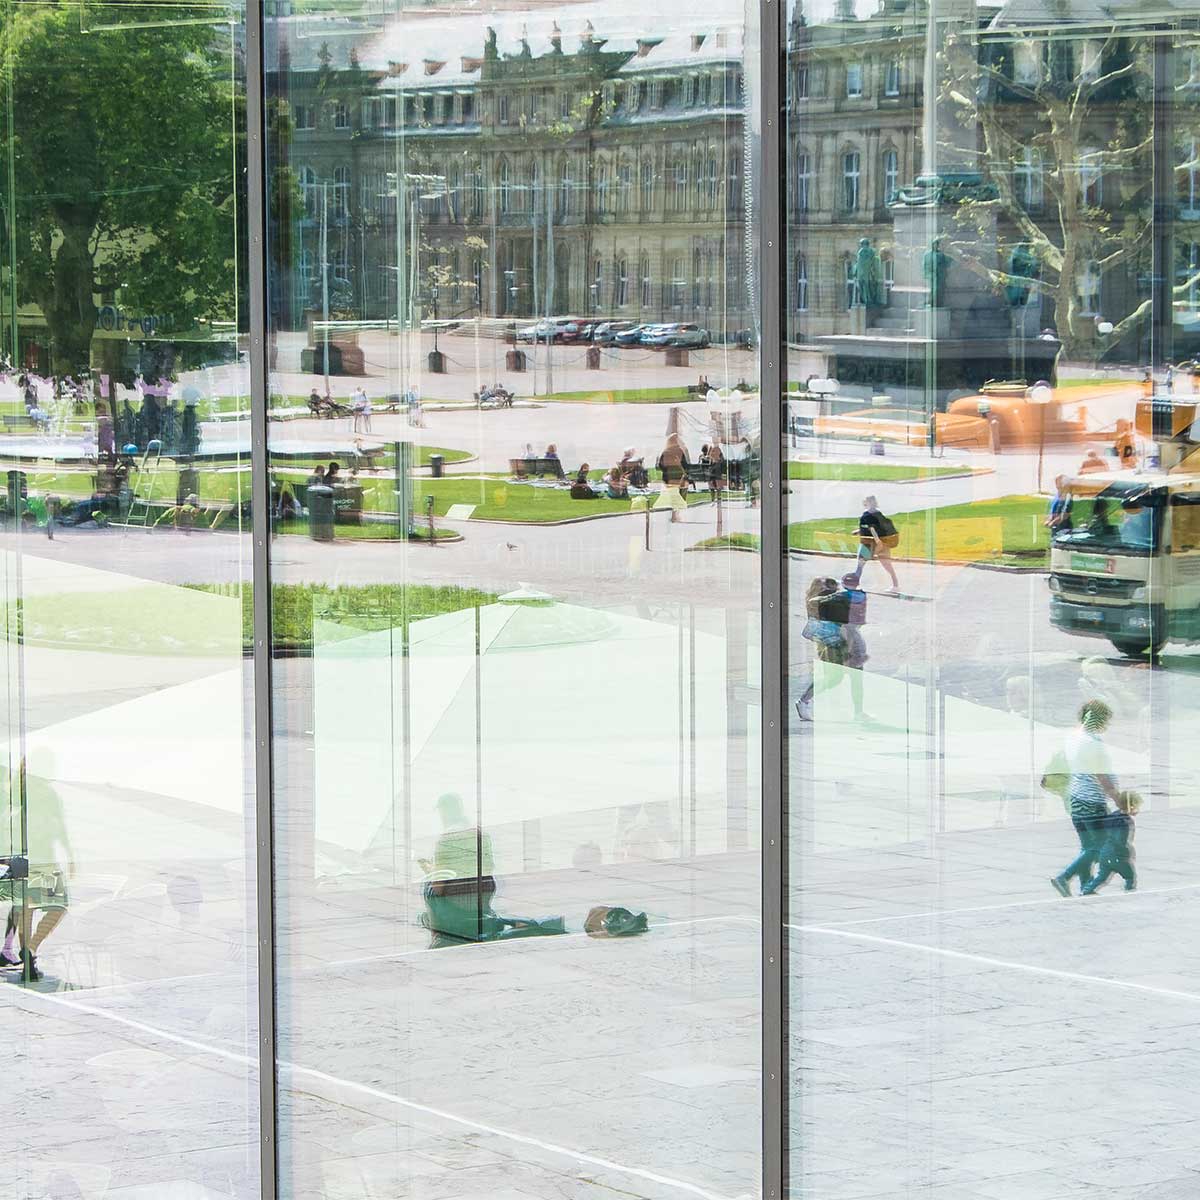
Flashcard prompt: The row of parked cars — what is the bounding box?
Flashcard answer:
[515,318,711,348]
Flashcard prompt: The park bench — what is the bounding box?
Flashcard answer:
[509,456,565,480]
[2,414,33,431]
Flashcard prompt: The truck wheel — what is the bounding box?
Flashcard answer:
[1109,635,1163,658]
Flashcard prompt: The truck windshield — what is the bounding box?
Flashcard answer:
[1054,483,1164,555]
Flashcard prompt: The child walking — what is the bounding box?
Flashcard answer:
[1082,790,1141,894]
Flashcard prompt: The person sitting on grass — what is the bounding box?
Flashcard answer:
[604,466,628,500]
[570,464,598,500]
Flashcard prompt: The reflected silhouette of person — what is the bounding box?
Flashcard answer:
[1051,701,1122,898]
[0,753,73,983]
[418,793,497,945]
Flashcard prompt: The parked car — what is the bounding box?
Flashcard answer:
[613,324,651,346]
[516,318,580,344]
[642,322,711,348]
[593,320,637,344]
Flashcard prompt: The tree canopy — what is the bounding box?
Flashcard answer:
[0,2,239,375]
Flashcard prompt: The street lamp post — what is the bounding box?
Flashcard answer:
[1029,379,1053,494]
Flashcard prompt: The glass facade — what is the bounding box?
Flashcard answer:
[3,0,1200,1195]
[786,1,1200,1196]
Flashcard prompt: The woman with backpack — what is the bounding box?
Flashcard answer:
[796,577,846,722]
[856,495,900,593]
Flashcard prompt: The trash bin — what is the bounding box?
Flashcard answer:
[665,346,689,367]
[307,484,335,542]
[429,454,444,479]
[505,349,527,372]
[586,346,601,369]
[427,349,446,374]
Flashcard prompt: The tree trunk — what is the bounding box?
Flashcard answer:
[44,221,97,377]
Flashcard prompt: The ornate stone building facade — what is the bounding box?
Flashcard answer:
[268,7,752,339]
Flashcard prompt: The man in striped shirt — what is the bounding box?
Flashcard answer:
[1051,700,1122,897]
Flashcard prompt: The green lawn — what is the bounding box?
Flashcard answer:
[37,579,501,656]
[11,447,472,512]
[689,533,761,552]
[789,494,1049,566]
[787,461,980,483]
[419,476,711,522]
[541,385,693,404]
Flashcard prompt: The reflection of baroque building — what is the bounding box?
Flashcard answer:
[268,7,751,338]
[787,0,1192,371]
[785,0,922,342]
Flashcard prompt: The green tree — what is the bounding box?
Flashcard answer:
[0,2,237,376]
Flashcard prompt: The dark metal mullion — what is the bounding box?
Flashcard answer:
[243,0,278,1196]
[758,0,788,1195]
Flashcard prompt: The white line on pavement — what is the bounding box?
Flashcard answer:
[0,918,755,1200]
[794,923,1200,1004]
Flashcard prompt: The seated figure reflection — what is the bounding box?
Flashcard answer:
[417,793,564,948]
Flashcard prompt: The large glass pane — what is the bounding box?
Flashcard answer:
[788,1,1200,1193]
[265,2,762,1195]
[0,2,258,1195]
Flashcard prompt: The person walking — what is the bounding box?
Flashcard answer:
[856,495,900,593]
[1051,700,1122,897]
[795,577,846,722]
[1044,475,1073,535]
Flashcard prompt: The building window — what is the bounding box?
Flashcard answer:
[294,104,315,131]
[1079,39,1102,81]
[846,62,863,98]
[1181,138,1200,217]
[841,150,861,211]
[650,79,664,109]
[795,63,809,100]
[560,91,571,121]
[640,256,652,308]
[672,159,687,210]
[618,162,632,212]
[884,59,901,97]
[334,101,350,130]
[616,258,628,307]
[300,166,318,219]
[882,149,899,204]
[1180,241,1200,310]
[698,73,710,105]
[471,164,485,218]
[1078,260,1102,315]
[498,93,510,125]
[707,155,719,208]
[883,255,895,298]
[1013,40,1041,86]
[1014,146,1043,210]
[844,256,857,309]
[499,159,511,215]
[595,164,608,214]
[641,160,655,211]
[1080,147,1103,207]
[705,250,714,308]
[727,151,741,209]
[333,165,350,219]
[559,159,572,215]
[795,152,812,212]
[683,75,695,106]
[671,256,685,307]
[692,248,702,308]
[592,257,603,308]
[795,254,808,311]
[462,93,474,121]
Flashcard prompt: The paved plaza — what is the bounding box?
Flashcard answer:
[1,355,1198,1197]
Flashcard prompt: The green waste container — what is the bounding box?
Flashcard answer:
[307,484,335,541]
